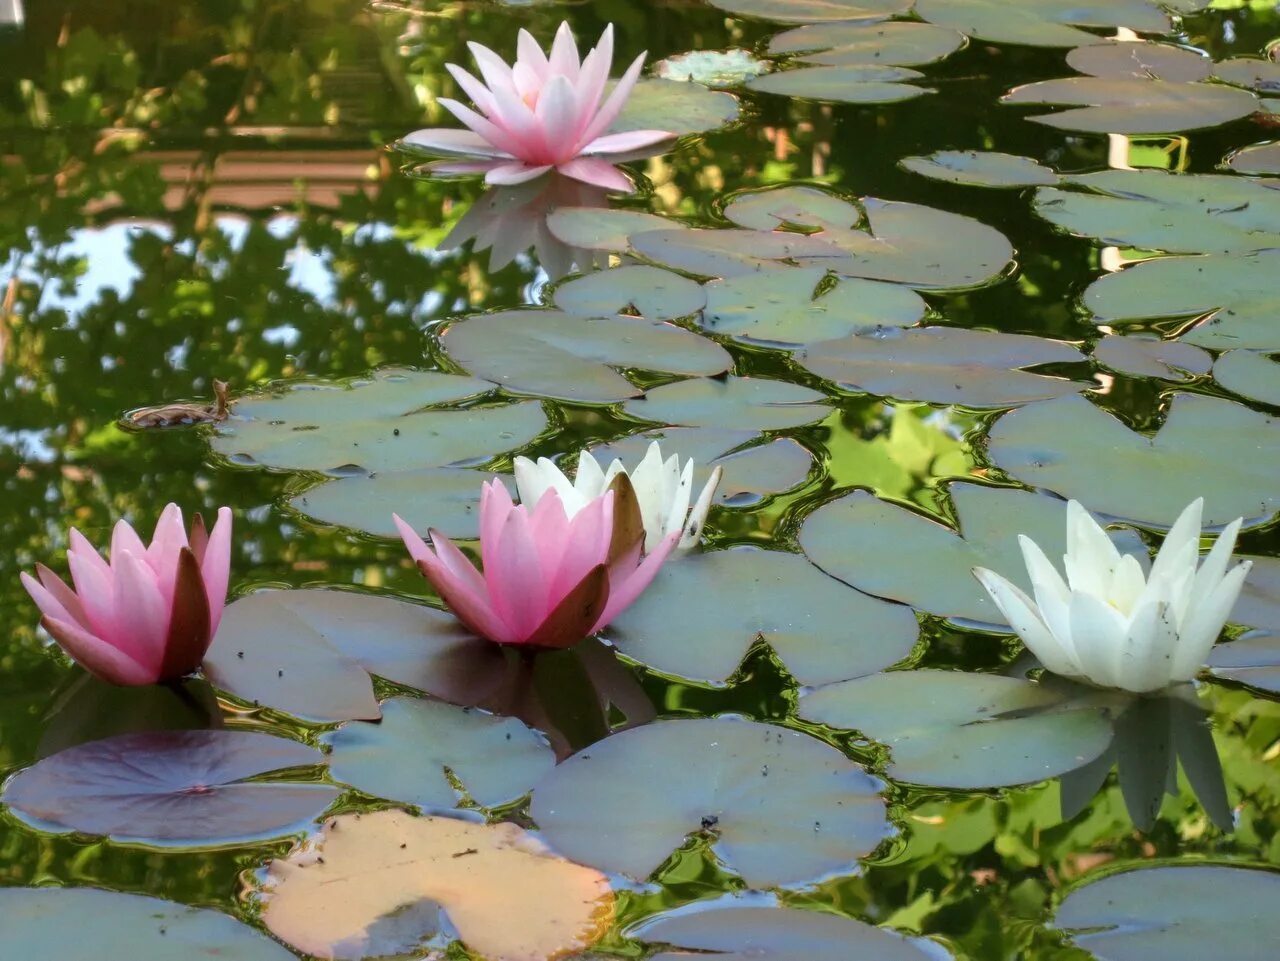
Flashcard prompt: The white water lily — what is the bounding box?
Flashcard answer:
[973,498,1252,694]
[513,442,722,552]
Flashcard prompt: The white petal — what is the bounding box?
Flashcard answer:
[1146,497,1204,590]
[573,449,608,498]
[973,568,1080,676]
[1170,559,1252,680]
[1118,598,1179,693]
[682,465,722,549]
[514,455,554,508]
[1018,535,1073,645]
[1063,500,1120,595]
[1107,553,1148,615]
[581,129,675,155]
[1067,591,1131,690]
[660,459,695,548]
[1186,516,1242,613]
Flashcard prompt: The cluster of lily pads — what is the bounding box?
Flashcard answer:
[5,4,1280,961]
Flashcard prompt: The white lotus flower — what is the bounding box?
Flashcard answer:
[513,442,722,552]
[973,498,1252,694]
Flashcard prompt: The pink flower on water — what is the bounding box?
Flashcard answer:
[402,22,675,193]
[394,478,676,649]
[21,504,232,686]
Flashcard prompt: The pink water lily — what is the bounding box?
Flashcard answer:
[395,478,677,649]
[21,504,232,686]
[402,22,675,192]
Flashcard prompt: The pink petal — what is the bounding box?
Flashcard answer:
[516,28,551,79]
[445,63,501,118]
[485,162,553,186]
[485,505,550,640]
[484,80,545,158]
[467,41,520,98]
[40,615,157,686]
[573,26,614,139]
[547,21,582,81]
[512,61,542,103]
[578,51,646,147]
[429,530,492,604]
[402,128,514,160]
[394,513,435,565]
[143,503,188,601]
[534,74,583,162]
[428,159,506,177]
[112,549,171,670]
[33,563,89,628]
[581,129,674,155]
[527,491,573,575]
[200,507,233,635]
[112,517,148,561]
[437,98,527,158]
[593,530,680,631]
[67,546,119,644]
[547,493,614,600]
[22,571,80,625]
[413,532,513,643]
[480,481,516,577]
[68,528,110,579]
[556,157,634,193]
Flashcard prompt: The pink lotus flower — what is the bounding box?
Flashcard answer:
[21,504,232,686]
[402,22,675,193]
[394,478,677,649]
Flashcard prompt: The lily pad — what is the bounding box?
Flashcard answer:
[1032,170,1280,254]
[631,227,852,278]
[1223,141,1280,174]
[604,547,918,685]
[653,49,770,87]
[987,392,1280,528]
[722,185,862,231]
[634,902,944,961]
[701,267,924,347]
[915,0,1171,48]
[899,150,1059,187]
[1053,865,1280,961]
[1093,334,1212,382]
[205,589,503,722]
[211,369,545,474]
[1001,76,1257,134]
[261,810,613,961]
[1214,57,1280,92]
[622,376,830,430]
[439,310,733,404]
[1215,350,1280,406]
[1083,252,1280,350]
[798,326,1088,407]
[2,730,338,844]
[709,0,912,23]
[799,483,1146,624]
[1207,632,1280,694]
[554,265,706,320]
[546,207,679,252]
[1066,41,1213,82]
[769,21,966,67]
[325,698,553,810]
[800,671,1114,788]
[747,65,929,104]
[529,718,889,887]
[1236,556,1280,631]
[612,78,740,135]
[0,888,297,961]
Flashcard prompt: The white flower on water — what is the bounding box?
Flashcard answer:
[973,498,1252,694]
[513,441,722,552]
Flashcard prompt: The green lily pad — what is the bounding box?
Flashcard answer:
[612,78,740,135]
[439,310,733,404]
[1053,865,1280,961]
[634,903,943,961]
[1093,334,1212,382]
[205,589,504,722]
[1207,632,1280,694]
[325,698,554,810]
[769,21,966,67]
[553,264,706,320]
[1223,140,1280,174]
[800,670,1114,788]
[915,0,1171,48]
[798,326,1088,407]
[653,49,770,87]
[708,0,911,23]
[211,369,545,474]
[1002,76,1257,134]
[529,718,889,887]
[604,547,918,685]
[1066,41,1213,82]
[1236,556,1280,631]
[722,185,862,231]
[1213,57,1280,92]
[987,392,1280,528]
[1032,170,1280,254]
[899,150,1059,187]
[747,65,929,104]
[631,227,852,278]
[546,207,680,252]
[1215,350,1280,406]
[623,376,830,430]
[1083,252,1280,350]
[0,887,297,961]
[701,266,924,347]
[799,483,1147,624]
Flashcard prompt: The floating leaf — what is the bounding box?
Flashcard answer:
[987,392,1280,528]
[546,207,678,252]
[1053,865,1280,961]
[631,227,852,278]
[1033,170,1280,254]
[604,547,917,685]
[653,49,770,87]
[722,185,862,231]
[0,887,297,961]
[915,0,1171,48]
[205,589,503,722]
[529,718,889,887]
[747,65,929,104]
[325,698,553,810]
[1213,57,1280,92]
[1215,350,1280,406]
[554,264,706,320]
[440,310,732,404]
[261,810,613,961]
[634,902,944,961]
[770,21,966,67]
[623,376,830,430]
[2,730,338,844]
[798,326,1088,407]
[899,150,1059,187]
[800,671,1114,788]
[1207,632,1280,694]
[611,78,740,135]
[1002,76,1257,134]
[211,369,545,474]
[709,0,912,23]
[1066,41,1213,82]
[1083,252,1280,350]
[701,266,924,347]
[1093,334,1212,382]
[800,483,1146,624]
[1223,140,1280,174]
[1236,556,1280,631]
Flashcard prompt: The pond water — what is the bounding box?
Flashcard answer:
[2,0,1280,958]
